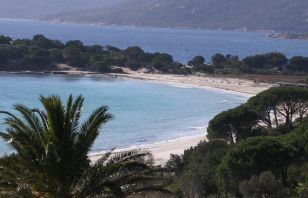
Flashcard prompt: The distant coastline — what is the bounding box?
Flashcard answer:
[45,18,276,34]
[268,33,308,40]
[1,18,276,36]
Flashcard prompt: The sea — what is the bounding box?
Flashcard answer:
[0,19,307,154]
[0,19,308,63]
[0,74,247,154]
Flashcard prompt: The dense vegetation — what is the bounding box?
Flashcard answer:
[0,35,189,74]
[166,86,308,197]
[0,35,308,75]
[0,95,170,197]
[1,35,308,77]
[189,53,308,76]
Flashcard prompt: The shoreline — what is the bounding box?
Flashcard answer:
[88,71,271,165]
[89,133,207,166]
[109,71,272,97]
[0,18,276,35]
[0,70,272,96]
[0,70,272,165]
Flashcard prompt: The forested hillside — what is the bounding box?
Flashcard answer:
[0,0,124,18]
[0,0,307,32]
[46,0,308,33]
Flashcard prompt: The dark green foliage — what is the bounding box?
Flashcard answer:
[247,87,308,129]
[65,40,85,51]
[49,48,63,63]
[211,53,226,66]
[32,34,64,49]
[209,52,304,75]
[166,140,230,197]
[124,46,145,60]
[207,105,260,143]
[243,52,287,69]
[239,171,288,198]
[165,154,184,177]
[63,45,88,67]
[247,88,280,128]
[0,155,41,197]
[168,87,308,197]
[188,55,205,66]
[0,45,25,60]
[192,64,214,74]
[0,50,8,65]
[183,140,230,197]
[22,47,53,69]
[0,35,193,74]
[266,52,288,67]
[243,54,267,69]
[188,55,217,74]
[288,56,308,72]
[98,64,112,73]
[0,35,12,45]
[217,136,295,194]
[0,34,308,75]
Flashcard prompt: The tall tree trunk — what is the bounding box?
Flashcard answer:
[285,113,290,128]
[273,107,279,127]
[267,111,272,128]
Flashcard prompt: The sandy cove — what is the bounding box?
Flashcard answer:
[1,69,272,165]
[109,70,271,97]
[89,71,272,166]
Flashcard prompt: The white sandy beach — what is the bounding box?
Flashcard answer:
[89,70,272,166]
[89,134,206,166]
[110,70,271,97]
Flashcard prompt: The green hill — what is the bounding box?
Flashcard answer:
[1,0,308,33]
[46,0,308,33]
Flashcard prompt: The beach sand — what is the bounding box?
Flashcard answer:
[89,70,272,166]
[110,70,271,97]
[89,134,206,166]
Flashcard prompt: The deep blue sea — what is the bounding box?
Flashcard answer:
[0,19,308,63]
[0,74,247,154]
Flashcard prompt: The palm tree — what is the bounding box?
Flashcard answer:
[0,95,170,197]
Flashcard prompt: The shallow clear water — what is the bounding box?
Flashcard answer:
[0,74,247,154]
[0,19,308,63]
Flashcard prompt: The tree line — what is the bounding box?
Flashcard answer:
[0,35,189,74]
[1,35,308,76]
[165,86,308,197]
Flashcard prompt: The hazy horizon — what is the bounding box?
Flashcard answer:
[1,0,307,33]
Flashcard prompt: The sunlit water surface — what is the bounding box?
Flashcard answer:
[0,74,247,154]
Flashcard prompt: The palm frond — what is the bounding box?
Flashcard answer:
[76,106,113,157]
[0,95,170,197]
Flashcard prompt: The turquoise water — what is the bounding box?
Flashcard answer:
[0,19,308,63]
[0,74,247,154]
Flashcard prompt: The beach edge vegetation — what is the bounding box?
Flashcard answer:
[0,35,308,78]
